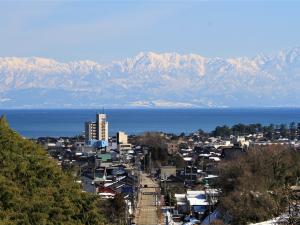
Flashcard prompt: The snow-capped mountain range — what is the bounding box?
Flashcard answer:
[1,47,300,108]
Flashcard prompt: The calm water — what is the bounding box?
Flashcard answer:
[0,108,300,138]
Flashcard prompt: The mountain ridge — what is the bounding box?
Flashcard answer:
[1,47,300,108]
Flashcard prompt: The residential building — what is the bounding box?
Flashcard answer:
[85,121,97,143]
[161,166,176,179]
[118,143,132,155]
[85,113,108,143]
[96,114,108,142]
[117,131,128,144]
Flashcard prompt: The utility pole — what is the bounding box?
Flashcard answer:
[164,175,167,195]
[149,151,152,175]
[190,162,193,186]
[184,162,186,185]
[93,166,96,194]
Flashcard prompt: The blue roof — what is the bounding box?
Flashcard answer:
[87,139,108,148]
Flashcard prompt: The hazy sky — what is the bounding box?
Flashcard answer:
[1,1,300,62]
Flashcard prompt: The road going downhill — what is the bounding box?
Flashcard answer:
[136,172,159,225]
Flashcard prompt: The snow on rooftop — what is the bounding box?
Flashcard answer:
[209,157,221,162]
[175,193,186,198]
[204,174,218,179]
[183,157,193,161]
[199,153,211,157]
[188,197,209,206]
[187,190,206,196]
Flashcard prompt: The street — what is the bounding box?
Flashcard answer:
[136,172,159,225]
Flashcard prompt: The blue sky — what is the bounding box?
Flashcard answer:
[1,1,300,62]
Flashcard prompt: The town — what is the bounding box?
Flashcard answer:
[35,113,300,225]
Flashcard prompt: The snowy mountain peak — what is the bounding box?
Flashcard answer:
[1,47,300,108]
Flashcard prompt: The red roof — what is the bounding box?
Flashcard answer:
[97,187,116,194]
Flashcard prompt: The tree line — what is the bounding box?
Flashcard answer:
[211,122,300,139]
[214,145,300,225]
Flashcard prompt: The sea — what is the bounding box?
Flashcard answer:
[0,108,300,138]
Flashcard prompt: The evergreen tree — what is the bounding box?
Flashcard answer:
[0,117,107,225]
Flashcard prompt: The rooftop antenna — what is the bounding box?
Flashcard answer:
[102,107,105,114]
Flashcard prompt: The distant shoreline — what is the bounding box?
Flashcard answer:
[1,106,300,110]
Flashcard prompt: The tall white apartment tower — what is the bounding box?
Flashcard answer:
[96,113,108,142]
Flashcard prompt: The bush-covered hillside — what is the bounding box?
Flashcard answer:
[0,116,106,225]
[216,146,300,225]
